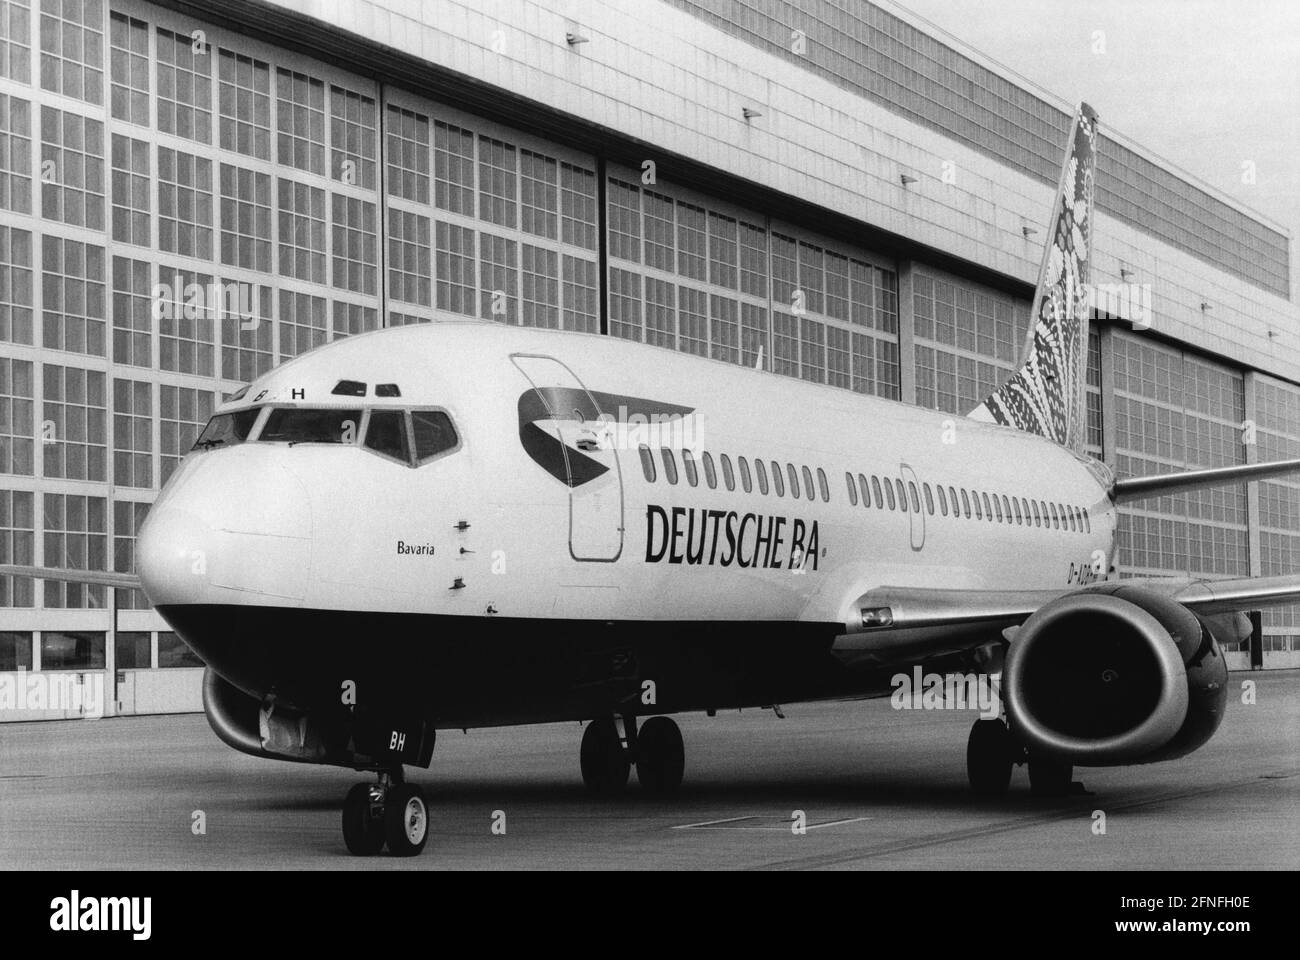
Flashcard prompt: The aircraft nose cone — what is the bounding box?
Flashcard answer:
[138,450,313,607]
[138,506,213,607]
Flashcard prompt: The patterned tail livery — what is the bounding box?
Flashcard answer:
[969,103,1099,452]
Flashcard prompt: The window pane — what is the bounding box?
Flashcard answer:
[364,410,410,462]
[411,410,457,462]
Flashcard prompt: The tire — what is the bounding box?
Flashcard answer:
[966,718,1013,797]
[636,716,685,794]
[384,783,429,856]
[342,783,386,856]
[1028,755,1073,798]
[580,718,629,794]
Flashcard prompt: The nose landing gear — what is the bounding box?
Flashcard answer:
[342,769,429,857]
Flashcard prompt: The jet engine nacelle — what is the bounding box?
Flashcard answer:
[1003,585,1228,766]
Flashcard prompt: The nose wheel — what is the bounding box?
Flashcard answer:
[342,770,429,857]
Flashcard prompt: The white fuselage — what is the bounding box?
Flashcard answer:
[139,321,1118,633]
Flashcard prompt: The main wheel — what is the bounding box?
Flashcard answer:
[342,782,386,856]
[636,716,685,794]
[1028,754,1073,798]
[580,718,630,794]
[966,717,1013,797]
[384,783,429,856]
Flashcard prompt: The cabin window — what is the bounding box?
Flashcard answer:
[364,410,410,463]
[859,473,871,507]
[1049,502,1059,528]
[739,456,752,493]
[1032,500,1041,526]
[1070,507,1079,532]
[412,410,458,463]
[801,465,814,502]
[961,489,971,518]
[260,408,362,444]
[771,461,785,497]
[908,481,920,513]
[938,485,948,516]
[923,483,934,515]
[682,449,699,487]
[884,478,896,510]
[1021,497,1031,524]
[661,448,678,485]
[1083,508,1091,533]
[972,491,982,520]
[720,454,735,491]
[639,444,656,482]
[1001,495,1012,523]
[1013,497,1023,524]
[949,486,959,515]
[895,479,908,513]
[193,406,262,450]
[993,495,1003,523]
[817,468,829,502]
[871,476,883,507]
[981,493,993,521]
[785,464,799,499]
[755,458,768,494]
[846,472,858,506]
[702,451,717,489]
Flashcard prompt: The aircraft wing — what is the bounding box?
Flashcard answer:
[829,574,1300,667]
[0,563,143,590]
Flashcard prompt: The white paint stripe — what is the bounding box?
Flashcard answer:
[672,816,757,829]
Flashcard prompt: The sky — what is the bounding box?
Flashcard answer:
[894,0,1300,301]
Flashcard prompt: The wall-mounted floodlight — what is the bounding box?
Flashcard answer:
[742,107,762,120]
[1022,224,1038,238]
[1120,266,1135,281]
[1200,302,1213,313]
[565,31,589,46]
[899,174,917,186]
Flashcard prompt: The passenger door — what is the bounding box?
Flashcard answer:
[511,354,624,561]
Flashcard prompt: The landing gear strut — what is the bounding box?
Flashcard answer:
[342,768,429,857]
[966,717,1076,798]
[966,716,1016,797]
[580,715,685,795]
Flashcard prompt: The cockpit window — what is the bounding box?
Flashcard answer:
[192,407,261,450]
[365,410,410,462]
[411,410,457,462]
[260,408,362,444]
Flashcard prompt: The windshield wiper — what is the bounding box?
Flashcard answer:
[194,438,227,450]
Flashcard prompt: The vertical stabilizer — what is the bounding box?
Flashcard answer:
[968,103,1099,451]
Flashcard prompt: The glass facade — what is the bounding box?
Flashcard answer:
[1112,332,1249,578]
[0,0,1294,683]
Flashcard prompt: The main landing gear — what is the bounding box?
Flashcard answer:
[342,768,430,857]
[580,715,685,795]
[966,717,1075,799]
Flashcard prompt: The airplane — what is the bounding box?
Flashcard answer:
[15,101,1297,858]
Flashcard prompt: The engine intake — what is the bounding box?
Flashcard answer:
[1004,585,1228,766]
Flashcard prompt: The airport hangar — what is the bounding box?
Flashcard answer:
[0,0,1296,723]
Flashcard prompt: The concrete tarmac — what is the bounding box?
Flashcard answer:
[1,670,1297,870]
